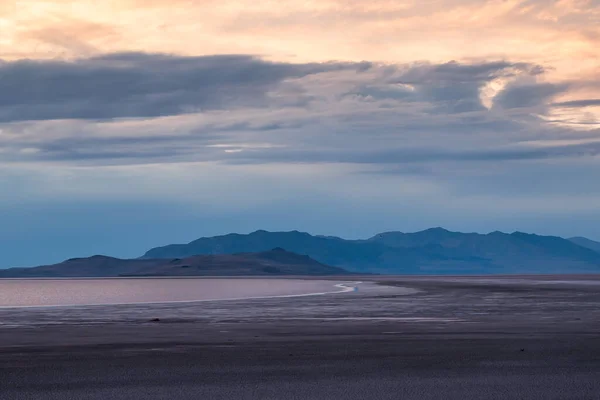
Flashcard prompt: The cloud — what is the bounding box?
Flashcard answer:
[0,53,370,122]
[19,18,118,57]
[214,137,600,166]
[493,82,569,110]
[0,54,546,128]
[3,1,598,90]
[2,53,598,175]
[352,61,543,114]
[552,99,600,108]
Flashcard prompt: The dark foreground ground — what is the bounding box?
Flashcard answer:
[2,276,600,399]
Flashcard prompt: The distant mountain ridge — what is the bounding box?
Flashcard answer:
[142,228,600,274]
[0,249,349,278]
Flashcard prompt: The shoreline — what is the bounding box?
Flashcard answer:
[0,280,362,310]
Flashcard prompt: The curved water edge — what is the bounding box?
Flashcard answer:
[0,279,362,309]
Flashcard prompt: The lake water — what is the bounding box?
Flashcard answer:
[0,278,350,308]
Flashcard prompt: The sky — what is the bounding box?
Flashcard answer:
[1,0,600,268]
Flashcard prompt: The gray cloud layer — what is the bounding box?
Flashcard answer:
[552,99,600,108]
[1,52,598,171]
[0,53,547,123]
[0,53,370,122]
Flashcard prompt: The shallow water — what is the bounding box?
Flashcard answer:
[0,278,348,308]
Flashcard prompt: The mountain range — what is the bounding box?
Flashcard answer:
[3,228,600,276]
[0,249,348,278]
[142,228,600,274]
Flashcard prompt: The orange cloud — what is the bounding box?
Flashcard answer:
[2,0,597,66]
[2,1,598,111]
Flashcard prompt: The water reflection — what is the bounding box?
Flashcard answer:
[0,278,340,307]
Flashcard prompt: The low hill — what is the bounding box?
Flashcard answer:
[0,249,349,278]
[142,229,600,274]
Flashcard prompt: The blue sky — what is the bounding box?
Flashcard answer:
[1,0,599,268]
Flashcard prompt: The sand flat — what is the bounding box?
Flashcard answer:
[2,276,600,399]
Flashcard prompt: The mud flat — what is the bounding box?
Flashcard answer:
[2,276,600,399]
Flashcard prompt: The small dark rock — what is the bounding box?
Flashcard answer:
[520,348,525,352]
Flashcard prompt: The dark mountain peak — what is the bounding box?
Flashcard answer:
[570,236,588,241]
[249,229,311,236]
[316,234,344,240]
[423,227,450,233]
[222,232,244,237]
[510,231,559,239]
[411,227,460,237]
[411,227,459,238]
[67,255,117,262]
[90,254,116,259]
[188,232,242,245]
[369,231,404,239]
[286,230,312,237]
